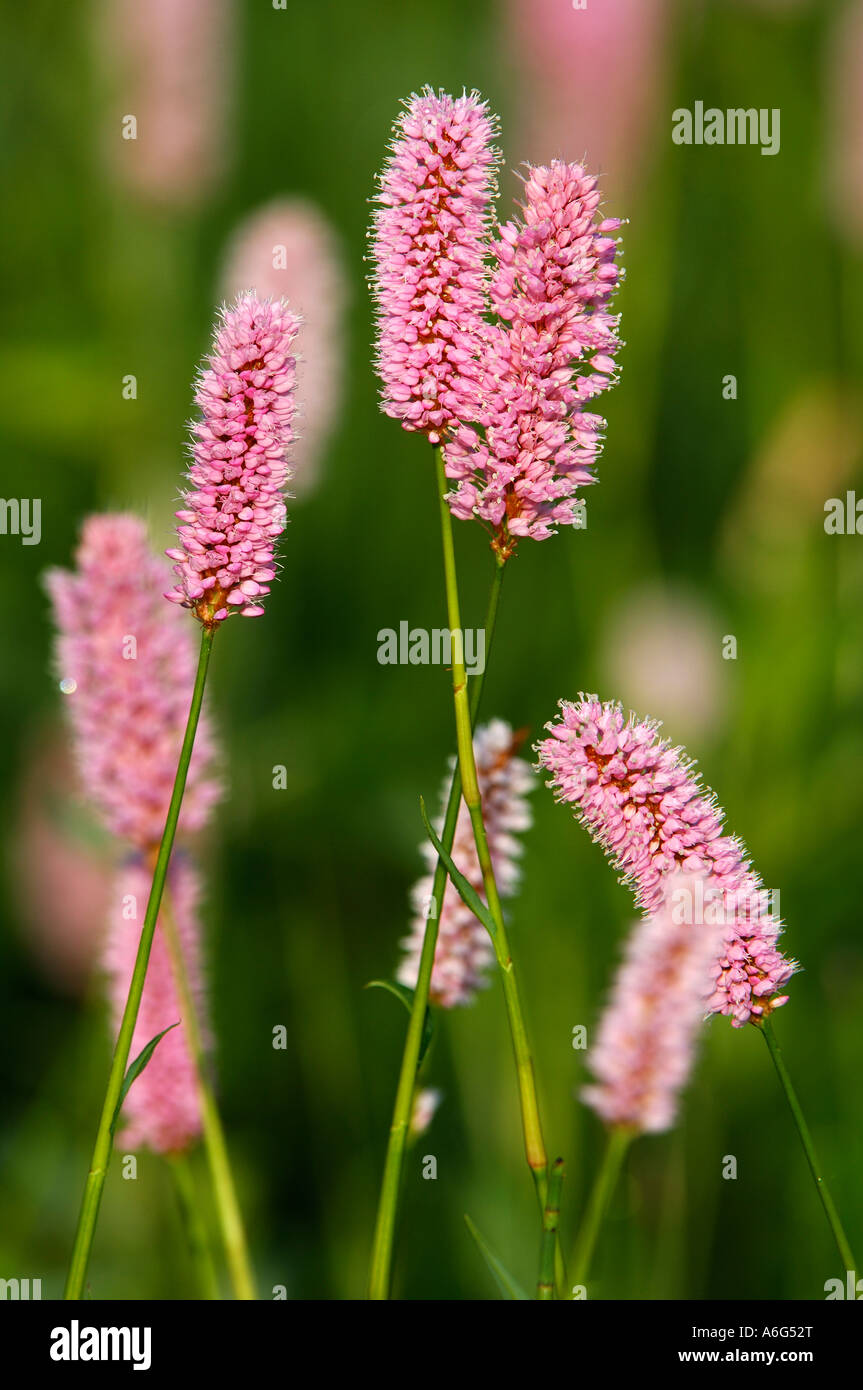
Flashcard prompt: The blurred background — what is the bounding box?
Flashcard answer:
[2,0,863,1300]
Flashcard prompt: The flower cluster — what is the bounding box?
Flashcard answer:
[398,720,533,1007]
[104,855,207,1154]
[444,161,621,556]
[46,514,219,851]
[166,292,300,624]
[370,88,499,443]
[536,697,796,1026]
[582,875,720,1134]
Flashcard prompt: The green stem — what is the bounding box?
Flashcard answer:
[367,552,505,1301]
[64,624,215,1300]
[760,1018,857,1272]
[572,1126,631,1292]
[432,446,565,1296]
[168,1152,220,1300]
[538,1159,565,1300]
[161,892,257,1300]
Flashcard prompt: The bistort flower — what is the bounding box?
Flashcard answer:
[370,88,500,443]
[444,161,622,557]
[398,720,533,1007]
[536,696,796,1026]
[582,874,720,1134]
[166,292,300,624]
[46,514,219,851]
[104,854,207,1154]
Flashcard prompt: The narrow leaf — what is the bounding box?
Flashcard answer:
[464,1214,530,1301]
[365,979,434,1065]
[111,1022,180,1135]
[420,797,497,940]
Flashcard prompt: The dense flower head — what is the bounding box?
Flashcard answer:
[444,161,622,557]
[536,696,796,1026]
[166,292,300,624]
[398,720,533,1007]
[220,198,348,494]
[45,514,219,850]
[582,874,720,1133]
[370,88,500,443]
[105,855,207,1154]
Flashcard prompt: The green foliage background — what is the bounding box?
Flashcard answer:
[1,0,862,1300]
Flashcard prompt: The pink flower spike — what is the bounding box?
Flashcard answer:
[536,696,797,1027]
[370,88,500,444]
[105,855,208,1155]
[444,161,622,558]
[582,874,720,1135]
[166,292,300,625]
[45,514,220,852]
[398,720,533,1008]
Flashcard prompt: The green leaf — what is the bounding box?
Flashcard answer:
[365,980,434,1065]
[111,1023,180,1135]
[464,1214,530,1300]
[420,797,498,940]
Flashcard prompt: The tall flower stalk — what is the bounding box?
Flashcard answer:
[434,445,551,1212]
[64,621,216,1299]
[538,696,856,1272]
[367,556,504,1299]
[367,87,622,1298]
[62,292,299,1298]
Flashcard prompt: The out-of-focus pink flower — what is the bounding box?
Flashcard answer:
[536,697,796,1026]
[100,0,233,206]
[398,720,534,1008]
[505,0,669,202]
[409,1087,443,1139]
[46,514,220,851]
[166,293,300,623]
[601,587,727,744]
[220,198,348,495]
[105,854,207,1154]
[12,737,112,994]
[826,0,863,241]
[370,88,500,443]
[582,874,720,1134]
[444,160,621,556]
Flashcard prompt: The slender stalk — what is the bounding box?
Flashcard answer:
[64,624,215,1300]
[538,1159,565,1300]
[367,554,505,1300]
[571,1126,631,1291]
[168,1152,220,1300]
[161,892,257,1300]
[760,1018,857,1272]
[433,446,566,1297]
